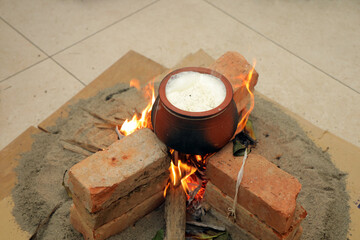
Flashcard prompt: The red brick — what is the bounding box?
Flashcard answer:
[68,128,169,213]
[206,143,302,233]
[73,171,168,229]
[293,226,303,240]
[70,191,164,240]
[204,182,306,240]
[209,51,258,114]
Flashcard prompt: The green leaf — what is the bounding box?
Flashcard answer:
[152,229,164,240]
[193,231,225,239]
[214,231,230,240]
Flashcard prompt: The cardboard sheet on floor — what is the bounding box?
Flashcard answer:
[0,49,359,239]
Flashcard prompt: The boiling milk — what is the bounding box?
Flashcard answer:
[165,71,226,112]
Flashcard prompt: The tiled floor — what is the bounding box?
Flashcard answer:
[1,0,359,150]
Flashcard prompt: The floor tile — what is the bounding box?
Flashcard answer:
[0,0,156,55]
[0,19,46,81]
[0,59,83,150]
[53,0,360,147]
[206,0,360,93]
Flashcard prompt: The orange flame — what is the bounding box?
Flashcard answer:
[164,154,208,202]
[195,155,202,162]
[129,79,141,91]
[163,182,170,198]
[170,161,178,186]
[183,175,206,202]
[236,61,256,132]
[120,81,155,136]
[179,161,197,194]
[164,159,197,197]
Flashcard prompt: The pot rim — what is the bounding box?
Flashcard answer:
[158,67,233,118]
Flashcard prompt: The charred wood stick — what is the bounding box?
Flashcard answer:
[173,150,179,165]
[165,184,186,240]
[105,87,130,101]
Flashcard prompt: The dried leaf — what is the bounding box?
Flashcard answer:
[233,139,248,156]
[233,119,256,156]
[245,119,256,140]
[186,221,225,231]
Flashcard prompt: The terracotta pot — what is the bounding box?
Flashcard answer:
[151,67,238,155]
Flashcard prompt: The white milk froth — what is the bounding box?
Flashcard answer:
[165,71,226,112]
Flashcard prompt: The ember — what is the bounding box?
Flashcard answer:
[164,151,209,204]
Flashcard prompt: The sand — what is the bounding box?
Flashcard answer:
[12,83,349,239]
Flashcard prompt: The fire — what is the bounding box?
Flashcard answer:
[129,79,141,91]
[179,161,197,194]
[168,160,197,188]
[164,153,208,203]
[170,161,179,186]
[120,80,155,136]
[163,182,170,198]
[183,175,206,202]
[236,61,256,132]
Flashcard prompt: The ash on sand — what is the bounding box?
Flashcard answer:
[12,84,349,239]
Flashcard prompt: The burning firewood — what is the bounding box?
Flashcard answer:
[165,151,186,240]
[165,184,186,240]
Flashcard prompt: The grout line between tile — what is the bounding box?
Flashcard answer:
[1,16,86,86]
[0,0,160,86]
[204,0,360,95]
[0,16,51,83]
[0,57,49,83]
[50,58,86,86]
[49,0,160,86]
[0,16,49,56]
[50,0,161,58]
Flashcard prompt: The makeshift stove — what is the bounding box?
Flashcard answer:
[68,52,307,240]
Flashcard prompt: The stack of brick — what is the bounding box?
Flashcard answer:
[205,143,307,240]
[68,128,170,240]
[209,51,258,117]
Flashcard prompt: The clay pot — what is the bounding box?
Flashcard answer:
[151,67,238,155]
